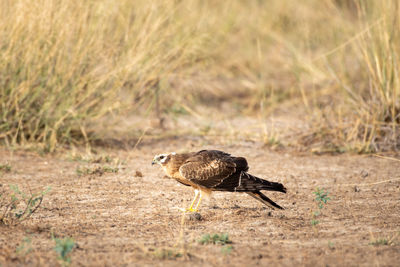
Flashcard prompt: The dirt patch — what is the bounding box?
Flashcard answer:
[0,141,399,266]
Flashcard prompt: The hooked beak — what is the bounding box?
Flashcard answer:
[151,160,156,165]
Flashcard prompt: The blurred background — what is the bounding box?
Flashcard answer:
[1,0,399,153]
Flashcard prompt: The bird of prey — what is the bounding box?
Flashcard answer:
[152,150,286,212]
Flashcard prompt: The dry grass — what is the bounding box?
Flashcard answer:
[0,0,399,152]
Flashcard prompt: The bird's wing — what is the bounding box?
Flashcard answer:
[179,150,238,188]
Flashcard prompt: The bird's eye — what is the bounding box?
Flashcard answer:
[160,155,164,159]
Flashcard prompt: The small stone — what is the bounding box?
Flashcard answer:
[188,212,202,221]
[354,186,361,192]
[135,170,143,177]
[360,170,369,178]
[252,254,263,259]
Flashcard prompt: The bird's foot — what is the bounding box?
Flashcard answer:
[177,207,198,213]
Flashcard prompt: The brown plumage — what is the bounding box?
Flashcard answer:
[152,150,286,212]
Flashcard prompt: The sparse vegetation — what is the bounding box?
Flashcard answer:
[311,187,331,227]
[152,248,183,260]
[0,185,50,225]
[102,166,119,173]
[369,231,399,246]
[311,219,320,226]
[76,165,119,176]
[314,188,331,209]
[0,142,399,265]
[16,236,33,256]
[221,245,233,255]
[199,233,231,245]
[0,0,398,153]
[53,236,75,266]
[369,238,389,246]
[199,233,233,254]
[0,163,11,173]
[67,152,124,165]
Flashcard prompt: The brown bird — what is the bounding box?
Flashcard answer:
[152,150,286,212]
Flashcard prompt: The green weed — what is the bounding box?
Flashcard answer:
[0,163,11,173]
[313,188,331,209]
[152,248,183,260]
[16,236,33,256]
[369,231,399,246]
[102,166,119,173]
[311,187,330,226]
[76,165,119,176]
[199,233,231,245]
[311,219,320,226]
[68,153,124,165]
[221,245,233,255]
[0,185,51,225]
[53,236,75,266]
[369,238,389,246]
[198,233,233,254]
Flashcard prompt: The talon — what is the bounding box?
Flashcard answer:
[187,208,198,213]
[177,189,202,213]
[178,207,198,213]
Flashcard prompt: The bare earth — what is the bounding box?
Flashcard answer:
[1,139,399,266]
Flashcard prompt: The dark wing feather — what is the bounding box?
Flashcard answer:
[179,150,239,188]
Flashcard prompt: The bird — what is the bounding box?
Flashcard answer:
[152,149,286,212]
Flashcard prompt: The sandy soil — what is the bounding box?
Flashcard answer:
[0,139,399,266]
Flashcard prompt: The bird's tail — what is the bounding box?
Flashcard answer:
[246,191,284,210]
[237,172,287,193]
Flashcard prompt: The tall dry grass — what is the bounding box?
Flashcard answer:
[299,0,400,152]
[0,0,399,152]
[0,0,215,151]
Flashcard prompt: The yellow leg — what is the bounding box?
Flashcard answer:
[193,191,203,211]
[186,190,199,212]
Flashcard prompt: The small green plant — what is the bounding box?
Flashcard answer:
[199,233,231,245]
[169,104,189,116]
[76,165,119,176]
[198,233,233,254]
[221,245,233,255]
[369,238,389,246]
[311,219,320,226]
[153,248,183,259]
[16,236,33,256]
[68,153,124,165]
[0,185,51,225]
[0,163,11,173]
[369,231,399,246]
[76,166,91,176]
[53,236,75,266]
[311,187,330,227]
[313,188,331,209]
[102,166,119,173]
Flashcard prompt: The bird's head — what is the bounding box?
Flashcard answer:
[152,152,175,166]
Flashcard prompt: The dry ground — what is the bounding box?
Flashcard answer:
[0,139,399,266]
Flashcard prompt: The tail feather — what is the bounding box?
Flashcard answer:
[246,191,284,210]
[236,172,287,193]
[214,171,287,193]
